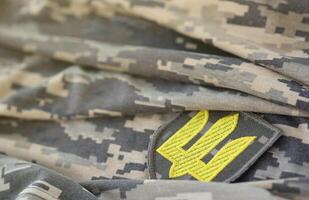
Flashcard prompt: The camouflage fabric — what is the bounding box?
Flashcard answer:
[0,27,309,113]
[0,154,96,200]
[0,0,308,199]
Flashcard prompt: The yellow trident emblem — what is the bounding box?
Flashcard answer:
[156,110,256,182]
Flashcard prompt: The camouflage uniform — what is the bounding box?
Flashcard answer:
[0,0,308,199]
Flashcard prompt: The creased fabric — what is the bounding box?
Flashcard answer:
[0,0,308,199]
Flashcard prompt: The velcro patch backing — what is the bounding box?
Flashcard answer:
[148,110,281,182]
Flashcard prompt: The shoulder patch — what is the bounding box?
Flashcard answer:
[148,110,281,182]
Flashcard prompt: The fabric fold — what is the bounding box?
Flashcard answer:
[0,54,307,119]
[94,0,309,86]
[0,154,97,200]
[0,27,308,114]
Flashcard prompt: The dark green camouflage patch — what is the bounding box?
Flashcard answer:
[148,111,281,182]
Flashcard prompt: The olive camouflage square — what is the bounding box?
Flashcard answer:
[148,110,282,182]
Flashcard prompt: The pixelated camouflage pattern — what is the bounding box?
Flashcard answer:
[238,114,309,182]
[81,179,277,200]
[80,178,309,200]
[0,27,308,113]
[0,113,175,182]
[0,154,96,200]
[0,113,308,199]
[236,177,309,200]
[0,50,306,120]
[0,0,308,199]
[51,0,308,86]
[11,0,309,84]
[2,154,308,200]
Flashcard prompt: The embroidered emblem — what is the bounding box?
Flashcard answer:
[157,111,255,181]
[148,111,281,182]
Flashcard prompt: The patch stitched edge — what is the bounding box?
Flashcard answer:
[147,111,282,182]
